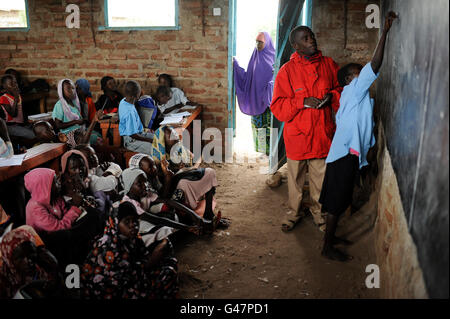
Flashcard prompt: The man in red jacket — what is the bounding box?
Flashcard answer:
[270,26,342,233]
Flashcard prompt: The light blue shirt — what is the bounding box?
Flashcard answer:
[51,100,82,134]
[119,98,143,136]
[326,62,378,169]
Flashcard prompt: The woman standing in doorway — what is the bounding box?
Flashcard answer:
[233,31,276,155]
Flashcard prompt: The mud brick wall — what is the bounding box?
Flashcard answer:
[312,0,379,66]
[0,0,230,133]
[373,126,428,298]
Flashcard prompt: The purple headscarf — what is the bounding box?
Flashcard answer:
[233,32,276,116]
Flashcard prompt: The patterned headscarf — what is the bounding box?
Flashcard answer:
[80,204,150,299]
[128,153,152,169]
[151,126,191,165]
[0,225,45,298]
[57,79,81,121]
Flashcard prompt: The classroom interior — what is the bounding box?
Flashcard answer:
[0,0,448,299]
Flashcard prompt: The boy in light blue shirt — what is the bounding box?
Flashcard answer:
[119,81,153,155]
[319,12,397,261]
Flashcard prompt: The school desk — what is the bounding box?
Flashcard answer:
[99,106,202,149]
[0,143,67,182]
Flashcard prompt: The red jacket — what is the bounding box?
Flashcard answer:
[270,51,342,161]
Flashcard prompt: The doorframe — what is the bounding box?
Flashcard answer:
[227,0,237,135]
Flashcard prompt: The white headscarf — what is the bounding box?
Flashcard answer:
[90,175,118,193]
[121,168,147,195]
[57,79,81,121]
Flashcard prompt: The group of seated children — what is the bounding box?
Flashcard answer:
[0,137,229,298]
[0,72,221,298]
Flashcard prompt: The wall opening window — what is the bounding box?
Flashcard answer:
[104,0,179,30]
[0,0,29,30]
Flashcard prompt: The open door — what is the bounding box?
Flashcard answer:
[269,0,312,174]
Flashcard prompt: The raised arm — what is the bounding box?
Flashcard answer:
[371,12,397,74]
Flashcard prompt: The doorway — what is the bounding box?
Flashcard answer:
[232,0,279,159]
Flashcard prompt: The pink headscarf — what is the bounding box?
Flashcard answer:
[57,79,81,121]
[60,150,89,174]
[24,168,55,206]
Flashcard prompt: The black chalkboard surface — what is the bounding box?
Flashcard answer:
[376,0,449,298]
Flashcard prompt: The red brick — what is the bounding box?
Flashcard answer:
[154,33,177,41]
[117,64,139,70]
[180,70,205,78]
[181,51,204,59]
[41,62,58,68]
[151,54,171,60]
[168,43,191,50]
[127,52,149,60]
[137,43,160,50]
[108,53,127,60]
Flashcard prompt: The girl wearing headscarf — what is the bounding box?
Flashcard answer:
[52,79,103,147]
[0,225,61,299]
[26,162,104,266]
[130,152,217,220]
[81,202,179,299]
[75,78,97,122]
[24,167,83,233]
[151,126,226,227]
[233,31,276,155]
[120,168,202,247]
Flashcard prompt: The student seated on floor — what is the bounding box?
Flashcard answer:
[151,126,230,229]
[0,225,65,299]
[128,152,228,231]
[119,168,204,247]
[75,144,123,214]
[95,76,123,115]
[157,73,197,115]
[81,202,179,299]
[25,155,104,266]
[119,80,153,155]
[0,74,36,147]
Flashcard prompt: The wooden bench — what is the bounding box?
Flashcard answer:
[0,143,67,182]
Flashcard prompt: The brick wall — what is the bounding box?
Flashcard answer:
[0,0,230,132]
[312,0,379,66]
[373,124,428,298]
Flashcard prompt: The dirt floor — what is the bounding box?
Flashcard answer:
[174,156,380,299]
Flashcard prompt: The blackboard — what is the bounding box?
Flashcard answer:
[376,0,449,298]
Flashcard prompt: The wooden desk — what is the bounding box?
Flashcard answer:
[99,114,121,147]
[22,92,49,114]
[173,106,202,134]
[0,143,66,182]
[99,106,202,148]
[174,106,202,150]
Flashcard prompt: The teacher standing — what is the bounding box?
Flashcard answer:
[233,32,276,155]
